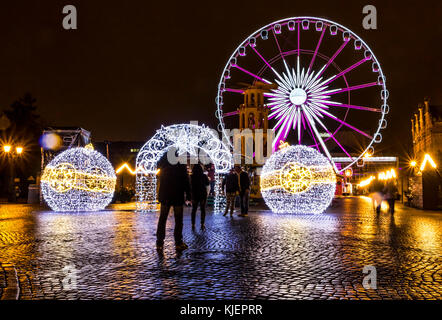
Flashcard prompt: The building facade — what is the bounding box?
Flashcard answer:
[411,98,442,164]
[410,98,442,209]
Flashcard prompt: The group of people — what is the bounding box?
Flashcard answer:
[155,154,250,251]
[222,165,250,217]
[370,179,399,215]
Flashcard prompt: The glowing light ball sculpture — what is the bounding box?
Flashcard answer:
[260,145,336,214]
[41,146,116,212]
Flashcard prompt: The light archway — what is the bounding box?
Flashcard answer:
[136,124,232,212]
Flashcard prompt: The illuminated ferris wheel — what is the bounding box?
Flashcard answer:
[216,17,389,173]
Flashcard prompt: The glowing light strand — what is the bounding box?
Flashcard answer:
[135,124,232,213]
[41,147,116,212]
[260,145,336,214]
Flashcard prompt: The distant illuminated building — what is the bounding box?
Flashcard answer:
[237,81,276,164]
[411,98,442,165]
[409,98,442,209]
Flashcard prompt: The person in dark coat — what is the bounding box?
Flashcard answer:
[207,164,215,196]
[237,166,251,216]
[222,168,239,216]
[191,163,209,230]
[156,153,191,251]
[383,180,398,214]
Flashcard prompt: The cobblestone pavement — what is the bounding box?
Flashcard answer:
[0,197,440,300]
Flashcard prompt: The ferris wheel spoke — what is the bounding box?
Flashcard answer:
[302,109,321,151]
[307,109,354,160]
[302,110,339,172]
[272,104,293,124]
[322,101,381,112]
[285,108,298,139]
[272,28,286,61]
[231,64,272,84]
[309,27,327,71]
[224,88,244,94]
[269,107,290,121]
[297,21,300,56]
[250,46,286,84]
[273,108,296,147]
[318,41,349,78]
[328,81,378,95]
[223,110,239,117]
[317,108,373,140]
[297,108,302,144]
[322,58,368,86]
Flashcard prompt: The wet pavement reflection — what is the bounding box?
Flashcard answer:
[0,197,440,299]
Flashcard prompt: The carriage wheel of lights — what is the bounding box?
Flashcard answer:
[41,146,116,212]
[260,144,336,214]
[216,17,389,173]
[135,124,232,212]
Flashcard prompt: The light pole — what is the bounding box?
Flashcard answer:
[2,144,24,202]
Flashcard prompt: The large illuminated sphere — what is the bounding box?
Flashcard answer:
[260,145,336,214]
[41,147,116,212]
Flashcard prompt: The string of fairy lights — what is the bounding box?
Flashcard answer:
[260,145,336,214]
[135,124,232,213]
[41,146,116,212]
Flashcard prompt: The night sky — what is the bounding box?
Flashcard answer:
[0,0,441,157]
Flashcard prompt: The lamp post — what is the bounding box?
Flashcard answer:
[2,144,24,202]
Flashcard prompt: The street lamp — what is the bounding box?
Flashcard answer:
[410,160,417,167]
[3,145,12,153]
[1,143,25,202]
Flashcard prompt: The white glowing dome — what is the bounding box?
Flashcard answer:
[41,147,116,212]
[260,145,336,214]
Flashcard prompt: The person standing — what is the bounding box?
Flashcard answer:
[383,180,398,215]
[222,168,239,216]
[237,166,250,217]
[207,164,215,196]
[156,154,191,251]
[190,163,209,230]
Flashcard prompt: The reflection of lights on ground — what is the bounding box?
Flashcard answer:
[280,215,338,232]
[413,221,438,251]
[361,195,389,212]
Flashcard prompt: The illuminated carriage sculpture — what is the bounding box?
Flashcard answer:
[216,17,389,213]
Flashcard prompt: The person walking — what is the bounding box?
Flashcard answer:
[237,166,250,217]
[222,168,239,216]
[190,163,209,230]
[383,180,398,215]
[156,154,191,251]
[370,178,384,215]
